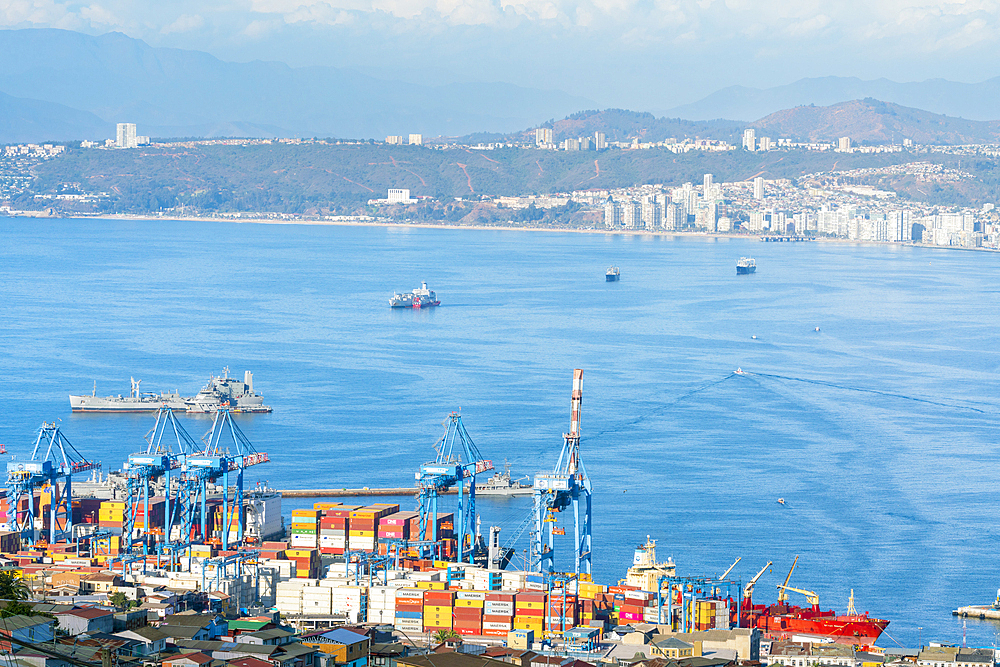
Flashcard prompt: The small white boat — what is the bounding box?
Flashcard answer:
[777,498,786,505]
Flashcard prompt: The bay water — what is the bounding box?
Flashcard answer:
[1,217,999,647]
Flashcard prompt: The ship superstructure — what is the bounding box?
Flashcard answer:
[69,368,271,413]
[737,257,757,275]
[620,536,676,591]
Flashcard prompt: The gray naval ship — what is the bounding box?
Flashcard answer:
[69,367,271,413]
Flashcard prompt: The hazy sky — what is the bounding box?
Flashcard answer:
[2,0,999,108]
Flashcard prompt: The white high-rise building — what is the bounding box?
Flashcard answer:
[748,211,766,232]
[536,128,553,146]
[758,137,772,151]
[753,177,764,200]
[116,123,137,149]
[604,200,622,228]
[622,201,642,229]
[594,132,606,151]
[889,210,912,241]
[743,129,756,151]
[408,134,423,146]
[641,196,662,229]
[703,173,713,195]
[562,138,579,151]
[385,136,404,145]
[664,202,682,230]
[387,189,412,203]
[838,136,852,151]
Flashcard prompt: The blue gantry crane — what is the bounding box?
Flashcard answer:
[121,407,199,563]
[531,369,593,577]
[6,422,100,546]
[415,412,493,563]
[185,409,269,550]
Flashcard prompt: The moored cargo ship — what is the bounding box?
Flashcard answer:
[69,368,271,413]
[744,601,889,645]
[389,281,441,308]
[737,257,757,275]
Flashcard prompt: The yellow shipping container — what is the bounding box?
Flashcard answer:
[101,501,126,509]
[515,601,545,610]
[433,560,452,568]
[286,549,317,558]
[423,605,452,615]
[454,599,484,608]
[513,618,543,630]
[313,502,342,511]
[348,530,375,538]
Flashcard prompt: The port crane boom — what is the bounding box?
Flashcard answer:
[532,369,593,576]
[719,557,741,581]
[744,561,772,599]
[777,555,799,603]
[776,584,820,607]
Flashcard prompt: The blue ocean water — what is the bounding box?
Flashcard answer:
[1,217,999,648]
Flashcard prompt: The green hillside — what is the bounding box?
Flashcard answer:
[26,142,923,215]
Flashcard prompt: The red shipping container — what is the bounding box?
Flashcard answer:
[456,627,480,636]
[486,593,515,602]
[482,614,513,623]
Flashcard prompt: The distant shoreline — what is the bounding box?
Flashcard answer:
[6,211,996,253]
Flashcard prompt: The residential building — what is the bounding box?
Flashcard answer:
[604,200,622,228]
[838,136,852,151]
[55,607,116,636]
[387,189,412,204]
[594,132,606,150]
[753,177,764,200]
[535,128,553,146]
[0,614,57,644]
[703,173,713,194]
[407,135,422,146]
[301,628,370,667]
[743,129,756,151]
[622,200,642,229]
[115,626,168,656]
[162,652,214,667]
[116,123,137,149]
[758,137,772,151]
[562,138,579,151]
[385,136,403,145]
[641,196,662,229]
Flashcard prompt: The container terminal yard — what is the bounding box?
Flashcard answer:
[0,369,985,667]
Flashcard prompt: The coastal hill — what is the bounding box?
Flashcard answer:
[664,75,1000,122]
[752,99,1000,145]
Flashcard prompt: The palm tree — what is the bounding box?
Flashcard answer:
[432,629,460,644]
[0,571,31,601]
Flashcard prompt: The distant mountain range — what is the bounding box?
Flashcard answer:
[0,28,593,143]
[665,76,1000,122]
[752,98,1000,144]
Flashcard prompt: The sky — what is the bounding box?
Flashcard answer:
[2,0,1000,109]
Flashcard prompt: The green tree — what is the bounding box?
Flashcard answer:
[432,629,460,644]
[109,591,131,611]
[0,600,36,618]
[0,571,30,601]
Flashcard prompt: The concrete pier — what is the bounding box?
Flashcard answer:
[953,605,1000,619]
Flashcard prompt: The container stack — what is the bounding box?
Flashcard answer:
[275,579,310,615]
[547,593,578,631]
[523,572,546,591]
[482,592,514,636]
[469,569,502,591]
[378,511,417,542]
[286,548,321,578]
[513,591,545,635]
[135,496,166,532]
[395,588,424,635]
[301,584,333,615]
[367,585,396,623]
[453,590,484,636]
[290,509,319,548]
[423,589,454,632]
[328,583,367,623]
[696,599,729,629]
[98,500,126,535]
[319,506,356,555]
[0,490,10,531]
[349,505,397,552]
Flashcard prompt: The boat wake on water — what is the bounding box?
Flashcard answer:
[733,369,986,414]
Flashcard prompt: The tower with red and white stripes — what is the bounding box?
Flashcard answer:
[532,369,593,577]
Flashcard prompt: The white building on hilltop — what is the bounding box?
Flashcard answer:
[116,123,137,149]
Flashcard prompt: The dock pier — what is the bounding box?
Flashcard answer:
[953,605,1000,620]
[278,487,455,498]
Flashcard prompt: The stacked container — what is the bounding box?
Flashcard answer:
[695,599,729,629]
[547,592,579,630]
[513,591,545,634]
[326,583,367,623]
[290,509,320,548]
[275,579,311,615]
[320,506,357,554]
[453,590,484,636]
[378,511,418,542]
[286,548,321,578]
[0,490,10,531]
[395,588,424,635]
[301,584,334,615]
[616,589,654,623]
[423,589,454,632]
[349,505,396,552]
[482,592,514,636]
[98,500,126,535]
[367,586,396,624]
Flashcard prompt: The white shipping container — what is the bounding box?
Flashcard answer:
[457,591,486,600]
[485,602,514,615]
[483,621,512,630]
